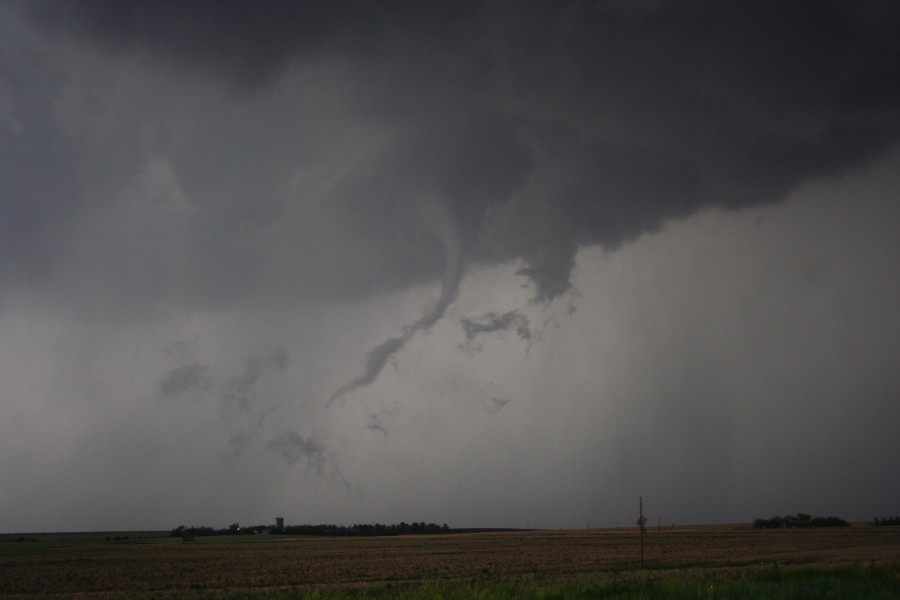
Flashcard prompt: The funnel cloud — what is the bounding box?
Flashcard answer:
[327,194,463,404]
[0,0,898,532]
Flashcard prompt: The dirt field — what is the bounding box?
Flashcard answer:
[1,525,898,598]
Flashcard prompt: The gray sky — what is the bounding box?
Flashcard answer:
[1,0,898,532]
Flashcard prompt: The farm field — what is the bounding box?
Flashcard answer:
[1,526,898,598]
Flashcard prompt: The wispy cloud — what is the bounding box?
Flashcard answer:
[158,362,213,399]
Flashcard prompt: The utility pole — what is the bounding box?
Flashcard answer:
[637,496,647,568]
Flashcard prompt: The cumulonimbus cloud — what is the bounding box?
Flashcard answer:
[10,0,900,407]
[20,0,900,313]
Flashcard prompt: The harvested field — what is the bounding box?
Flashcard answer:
[1,526,898,598]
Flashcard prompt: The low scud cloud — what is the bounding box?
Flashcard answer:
[0,1,898,531]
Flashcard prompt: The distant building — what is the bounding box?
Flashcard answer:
[275,517,284,531]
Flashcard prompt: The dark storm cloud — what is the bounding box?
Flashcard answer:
[0,25,76,285]
[474,0,900,296]
[3,0,898,534]
[26,0,480,89]
[30,0,896,403]
[20,1,900,305]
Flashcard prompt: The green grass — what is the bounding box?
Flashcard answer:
[264,563,899,600]
[1,530,896,598]
[0,531,169,544]
[0,530,292,549]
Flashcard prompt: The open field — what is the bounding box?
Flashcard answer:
[1,526,898,598]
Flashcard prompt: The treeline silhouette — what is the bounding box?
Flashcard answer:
[170,521,451,538]
[281,522,450,536]
[872,516,900,526]
[752,513,848,529]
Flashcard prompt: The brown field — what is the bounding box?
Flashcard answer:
[1,525,898,598]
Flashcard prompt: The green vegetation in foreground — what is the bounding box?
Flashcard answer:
[270,563,899,600]
[0,531,171,550]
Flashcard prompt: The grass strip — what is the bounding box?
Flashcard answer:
[267,563,899,600]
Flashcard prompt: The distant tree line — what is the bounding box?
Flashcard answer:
[170,521,451,538]
[170,525,217,538]
[752,513,848,529]
[872,516,900,526]
[279,522,450,536]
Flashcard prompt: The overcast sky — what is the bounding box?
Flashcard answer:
[1,0,898,532]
